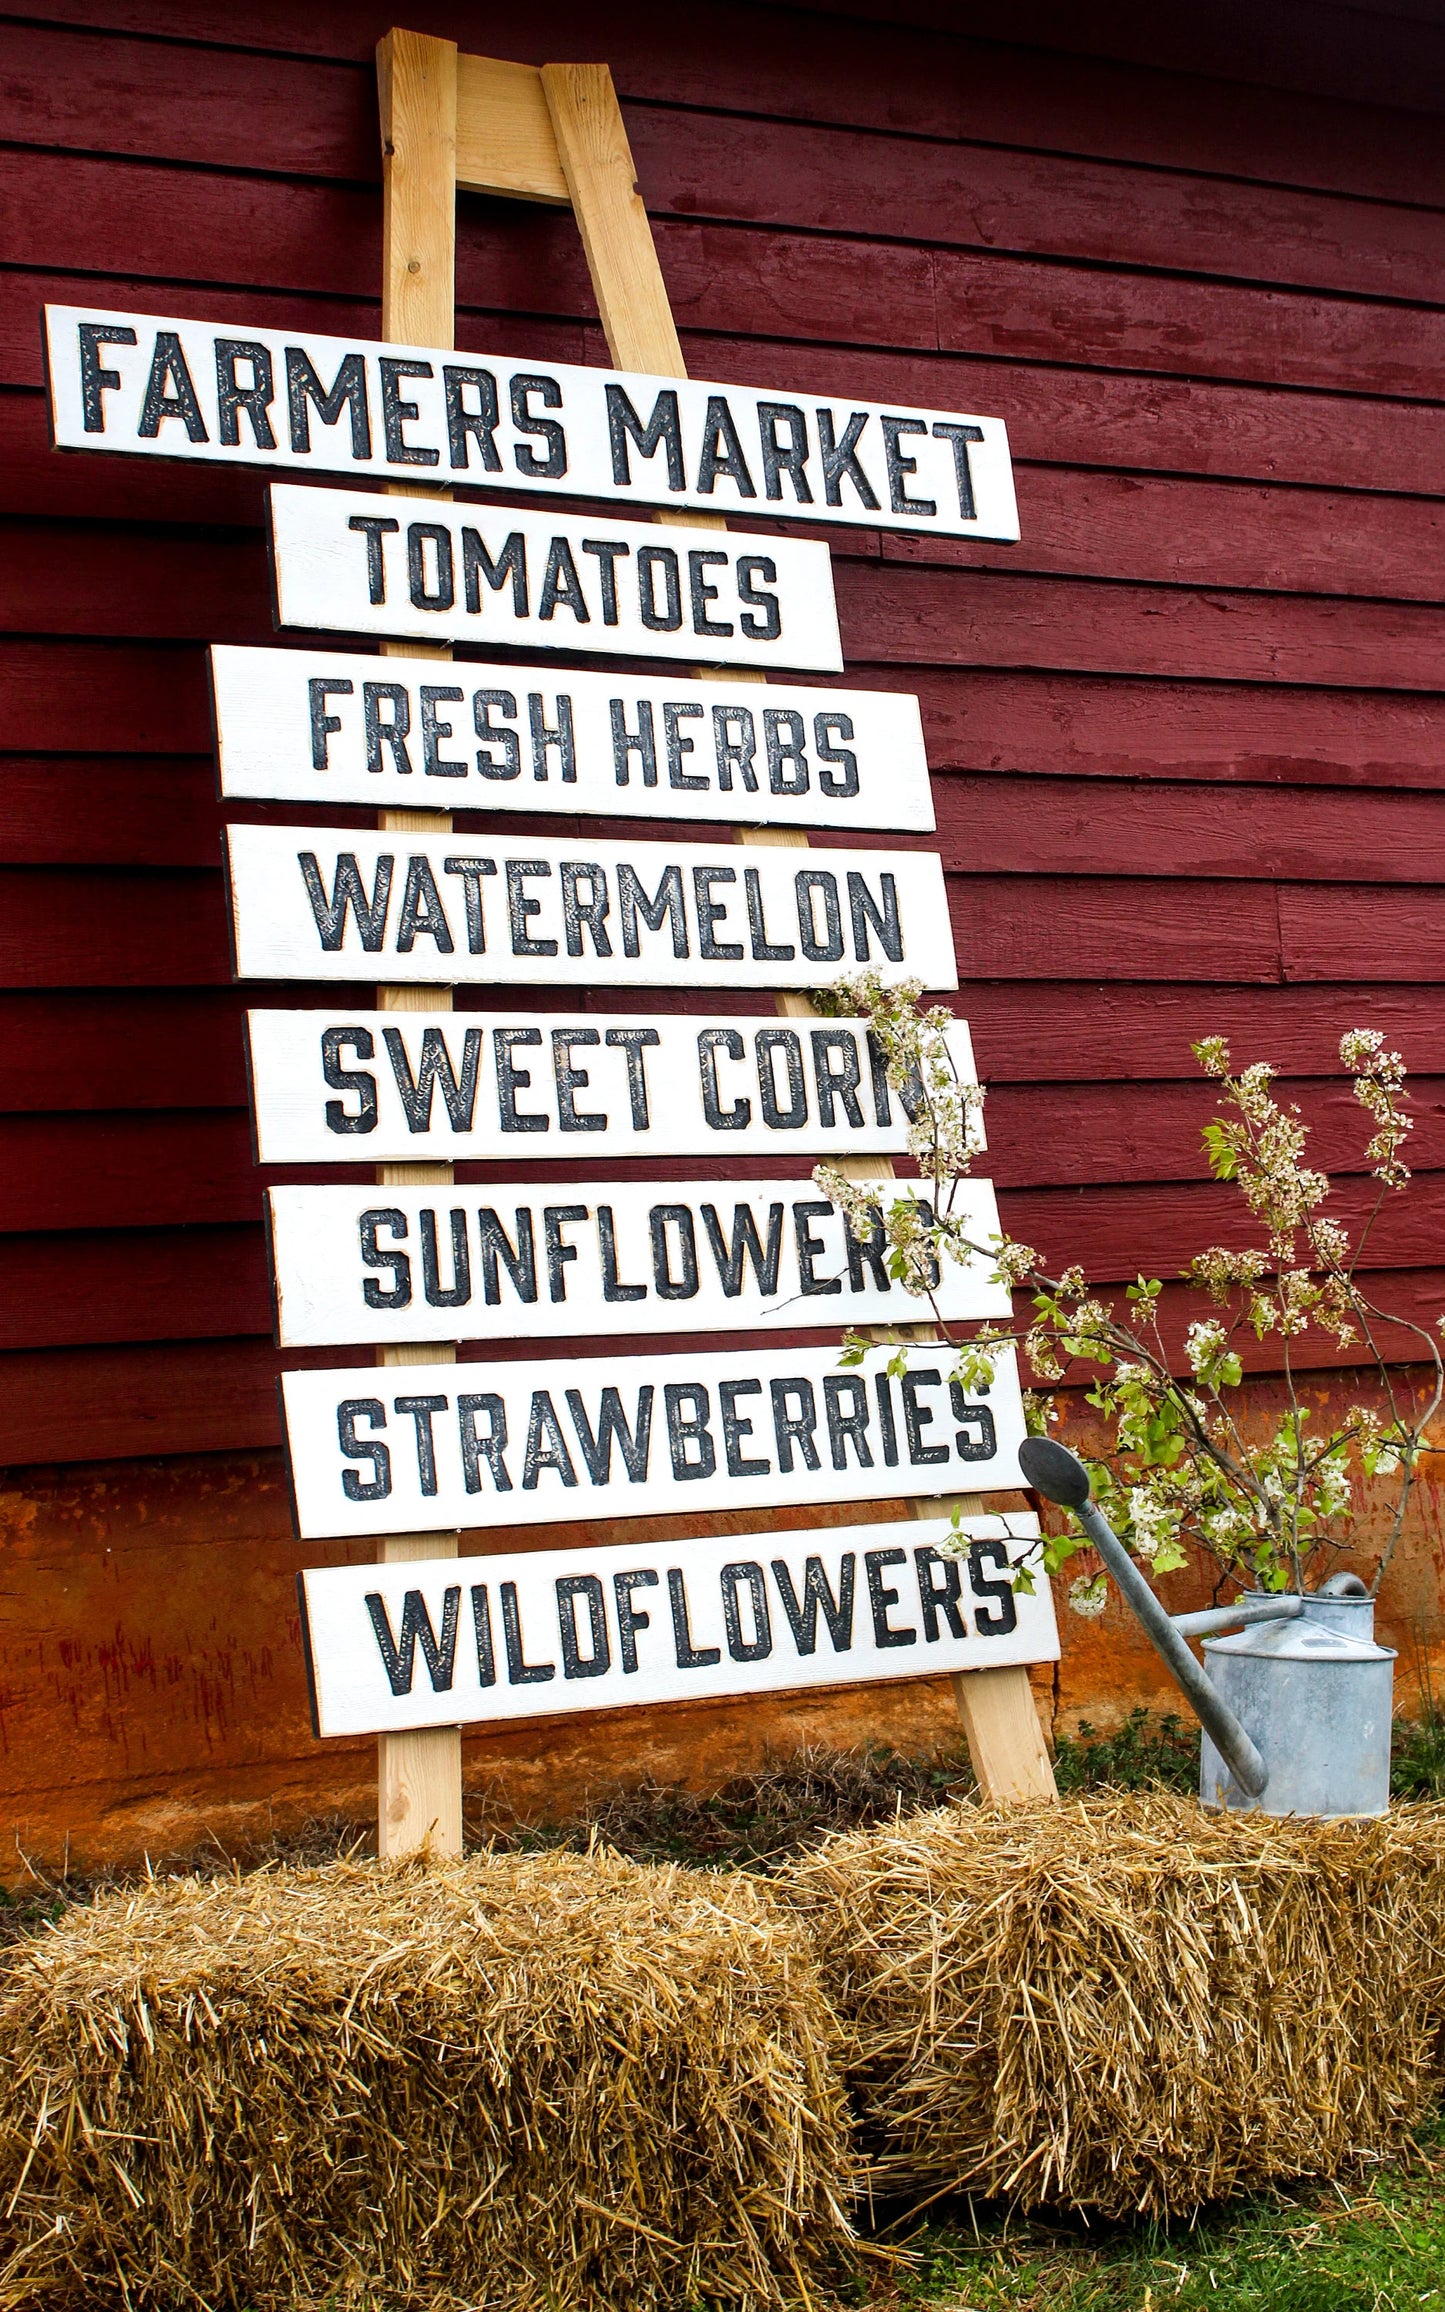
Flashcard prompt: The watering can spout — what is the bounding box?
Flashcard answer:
[1019,1435,1274,1798]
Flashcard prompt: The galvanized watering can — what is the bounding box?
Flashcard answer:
[1019,1437,1396,1819]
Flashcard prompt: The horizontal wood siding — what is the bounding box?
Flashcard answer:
[1,2,1442,1467]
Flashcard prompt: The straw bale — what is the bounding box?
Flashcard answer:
[780,1796,1445,2219]
[0,1847,855,2311]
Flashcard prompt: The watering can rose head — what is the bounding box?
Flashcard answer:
[815,980,1440,1612]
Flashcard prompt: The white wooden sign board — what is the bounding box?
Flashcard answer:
[211,646,934,832]
[265,1176,1009,1351]
[244,1008,981,1166]
[224,826,958,992]
[297,1512,1056,1739]
[268,485,842,672]
[46,305,1020,541]
[280,1341,1028,1541]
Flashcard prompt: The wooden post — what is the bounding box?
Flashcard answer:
[538,60,1055,1804]
[951,1654,1055,1801]
[542,66,689,376]
[374,28,463,1858]
[367,34,1057,1809]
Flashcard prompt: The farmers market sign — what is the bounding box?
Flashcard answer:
[48,304,1019,540]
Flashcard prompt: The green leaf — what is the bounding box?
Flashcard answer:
[1147,1537,1189,1577]
[1042,1530,1086,1576]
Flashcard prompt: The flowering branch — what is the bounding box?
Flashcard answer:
[814,982,1442,1612]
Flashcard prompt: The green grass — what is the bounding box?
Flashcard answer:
[1052,1707,1198,1795]
[873,2126,1445,2308]
[1047,1701,1445,1805]
[1391,1707,1445,1800]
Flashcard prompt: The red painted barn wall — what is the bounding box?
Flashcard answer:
[2,0,1444,1870]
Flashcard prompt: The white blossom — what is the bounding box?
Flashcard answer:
[808,978,1440,1605]
[1068,1573,1109,1620]
[1185,1319,1228,1377]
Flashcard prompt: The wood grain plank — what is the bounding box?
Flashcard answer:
[1,148,393,300]
[0,641,213,751]
[13,305,1445,499]
[933,248,1445,401]
[541,62,685,375]
[10,387,1444,603]
[947,876,1282,982]
[941,0,1445,121]
[898,669,1445,790]
[11,1251,1443,1469]
[937,40,1445,208]
[959,982,1445,1084]
[375,19,464,1859]
[0,272,586,396]
[377,25,456,352]
[691,338,1445,498]
[9,983,1445,1115]
[930,776,1445,884]
[8,8,1445,208]
[455,53,569,204]
[9,148,1445,398]
[985,1078,1445,1188]
[0,1225,270,1349]
[0,22,377,180]
[0,758,221,866]
[8,517,1444,692]
[5,1070,1443,1232]
[0,866,1292,990]
[0,5,971,141]
[835,565,1445,691]
[5,1292,1444,1469]
[11,762,1442,897]
[1000,1172,1445,1282]
[0,774,826,870]
[0,989,250,1108]
[4,1181,1443,1353]
[621,107,1445,305]
[8,646,1443,795]
[16,759,1445,887]
[0,393,274,528]
[0,525,268,644]
[951,1665,1056,1803]
[0,1336,290,1464]
[0,1111,255,1230]
[1279,885,1445,982]
[1,1232,920,1351]
[893,470,1445,604]
[0,867,228,986]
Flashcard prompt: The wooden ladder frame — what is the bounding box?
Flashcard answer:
[371,28,1057,1857]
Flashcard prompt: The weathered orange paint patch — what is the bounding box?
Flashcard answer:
[3,1372,1442,1876]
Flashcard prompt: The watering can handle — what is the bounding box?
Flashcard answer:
[1019,1436,1272,1798]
